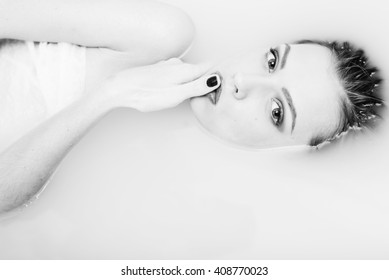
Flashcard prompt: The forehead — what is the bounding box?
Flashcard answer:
[285,44,343,141]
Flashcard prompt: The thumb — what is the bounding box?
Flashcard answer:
[174,73,221,100]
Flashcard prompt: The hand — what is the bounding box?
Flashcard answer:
[102,58,220,112]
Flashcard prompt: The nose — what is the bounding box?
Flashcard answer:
[233,73,275,100]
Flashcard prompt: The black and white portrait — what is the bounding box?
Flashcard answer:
[0,0,387,260]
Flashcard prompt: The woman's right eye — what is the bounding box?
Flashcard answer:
[270,98,284,126]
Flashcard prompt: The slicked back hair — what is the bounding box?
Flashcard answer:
[296,40,384,147]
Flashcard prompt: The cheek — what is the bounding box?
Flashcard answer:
[215,100,272,145]
[191,96,281,148]
[190,97,210,125]
[190,96,225,135]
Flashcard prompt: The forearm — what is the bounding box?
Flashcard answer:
[0,59,216,215]
[0,0,194,55]
[0,90,113,214]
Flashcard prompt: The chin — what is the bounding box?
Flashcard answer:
[190,95,219,134]
[190,95,209,122]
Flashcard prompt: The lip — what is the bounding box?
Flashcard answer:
[207,72,223,105]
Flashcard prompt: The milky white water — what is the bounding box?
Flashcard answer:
[0,0,388,259]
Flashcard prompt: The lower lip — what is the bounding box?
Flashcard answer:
[207,87,221,105]
[207,73,223,105]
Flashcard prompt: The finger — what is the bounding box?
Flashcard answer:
[152,62,213,86]
[171,73,221,100]
[170,62,214,84]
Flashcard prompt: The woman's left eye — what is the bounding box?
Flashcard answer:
[270,98,284,126]
[267,48,278,73]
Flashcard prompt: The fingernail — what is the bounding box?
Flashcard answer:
[206,75,219,87]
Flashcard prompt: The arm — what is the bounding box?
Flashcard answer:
[0,88,112,214]
[0,0,195,59]
[0,60,219,215]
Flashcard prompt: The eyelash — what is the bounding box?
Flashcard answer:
[266,48,283,126]
[267,48,279,73]
[271,98,284,126]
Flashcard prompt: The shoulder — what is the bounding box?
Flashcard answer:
[108,1,196,60]
[153,3,196,58]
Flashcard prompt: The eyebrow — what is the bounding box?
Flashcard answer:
[280,43,291,69]
[281,87,297,133]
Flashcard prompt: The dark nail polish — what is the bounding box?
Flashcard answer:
[206,76,218,87]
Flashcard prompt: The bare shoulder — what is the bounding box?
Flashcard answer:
[0,0,195,58]
[81,0,196,93]
[84,2,196,93]
[103,0,196,55]
[109,0,196,59]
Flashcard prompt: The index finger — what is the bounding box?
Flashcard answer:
[170,62,214,84]
[172,73,222,100]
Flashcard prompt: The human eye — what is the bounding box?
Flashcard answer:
[266,48,279,73]
[270,98,284,126]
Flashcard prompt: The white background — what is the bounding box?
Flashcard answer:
[0,0,388,259]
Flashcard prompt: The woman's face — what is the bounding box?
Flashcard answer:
[190,43,344,148]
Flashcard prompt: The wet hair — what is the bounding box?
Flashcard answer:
[295,40,384,147]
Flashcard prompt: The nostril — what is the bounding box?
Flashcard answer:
[233,85,245,100]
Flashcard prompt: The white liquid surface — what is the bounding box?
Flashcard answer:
[0,0,388,259]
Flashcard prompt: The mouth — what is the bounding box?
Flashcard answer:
[207,72,223,105]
